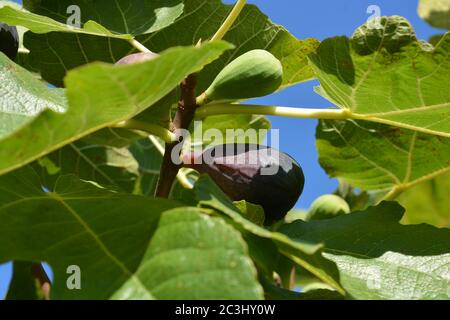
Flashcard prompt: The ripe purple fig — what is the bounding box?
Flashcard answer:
[184,144,305,223]
[0,23,19,60]
[115,52,159,65]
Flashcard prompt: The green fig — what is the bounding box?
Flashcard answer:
[307,195,350,221]
[197,49,283,105]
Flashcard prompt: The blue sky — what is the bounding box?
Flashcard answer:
[0,0,444,298]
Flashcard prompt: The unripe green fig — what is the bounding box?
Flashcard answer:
[0,23,19,60]
[115,52,159,65]
[307,194,350,221]
[197,49,283,105]
[184,143,304,224]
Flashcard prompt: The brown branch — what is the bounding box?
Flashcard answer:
[31,263,51,300]
[155,74,198,198]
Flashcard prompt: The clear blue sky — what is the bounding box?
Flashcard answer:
[0,0,443,298]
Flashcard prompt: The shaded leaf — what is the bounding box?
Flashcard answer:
[34,141,139,193]
[0,5,131,39]
[22,0,319,88]
[280,202,450,299]
[0,42,231,175]
[194,175,344,294]
[0,167,177,299]
[112,207,263,300]
[0,167,262,299]
[23,0,184,36]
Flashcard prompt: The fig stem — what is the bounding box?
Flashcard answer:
[195,103,351,120]
[113,119,177,143]
[31,263,51,300]
[211,0,247,42]
[148,136,194,189]
[128,38,152,53]
[155,74,198,197]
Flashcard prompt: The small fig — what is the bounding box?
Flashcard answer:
[307,194,350,221]
[115,52,159,65]
[184,144,304,223]
[197,49,283,105]
[0,23,19,60]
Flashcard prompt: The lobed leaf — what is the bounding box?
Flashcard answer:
[0,5,131,39]
[194,175,344,295]
[0,42,231,175]
[309,16,450,138]
[280,202,450,300]
[0,167,262,299]
[23,0,184,36]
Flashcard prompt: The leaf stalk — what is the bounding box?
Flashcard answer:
[113,119,177,144]
[211,0,247,42]
[195,103,351,120]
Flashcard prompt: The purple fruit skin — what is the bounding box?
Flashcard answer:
[185,144,305,223]
[0,23,19,60]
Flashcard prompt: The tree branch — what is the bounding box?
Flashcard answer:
[155,74,198,198]
[31,263,51,300]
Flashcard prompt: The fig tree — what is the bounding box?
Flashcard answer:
[307,194,350,221]
[197,49,283,105]
[184,144,304,223]
[0,23,19,60]
[115,52,159,65]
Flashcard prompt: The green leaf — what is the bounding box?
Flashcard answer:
[194,175,344,295]
[233,200,266,226]
[0,42,231,176]
[23,0,319,88]
[0,5,131,39]
[34,141,139,193]
[0,167,262,299]
[0,52,67,139]
[0,167,177,299]
[279,202,450,300]
[81,127,145,148]
[418,0,450,30]
[141,0,319,91]
[111,207,263,300]
[309,16,450,138]
[188,114,271,149]
[316,120,450,197]
[23,0,184,36]
[397,171,450,228]
[128,138,162,196]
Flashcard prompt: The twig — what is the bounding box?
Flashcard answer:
[155,74,198,197]
[31,263,51,300]
[148,135,194,189]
